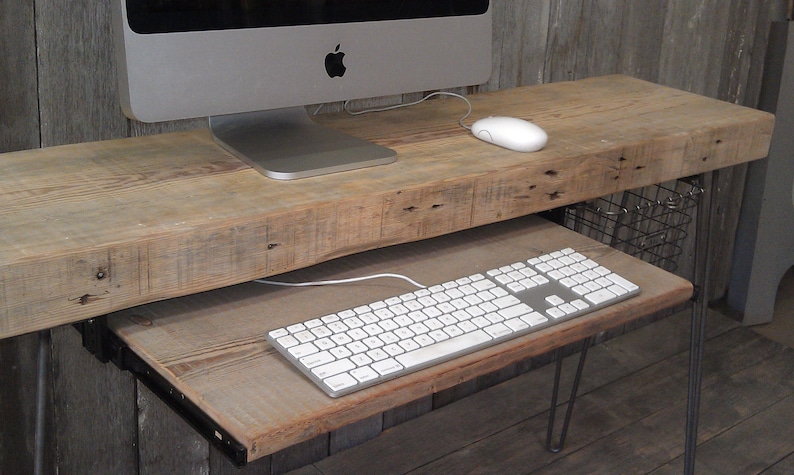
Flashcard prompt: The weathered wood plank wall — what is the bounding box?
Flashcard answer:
[0,0,789,474]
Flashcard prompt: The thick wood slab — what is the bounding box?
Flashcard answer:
[0,75,772,338]
[107,216,693,462]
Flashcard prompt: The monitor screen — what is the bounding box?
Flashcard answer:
[125,1,489,33]
[111,0,492,179]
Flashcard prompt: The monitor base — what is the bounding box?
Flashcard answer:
[210,108,397,180]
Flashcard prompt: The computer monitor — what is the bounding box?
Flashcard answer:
[110,1,492,179]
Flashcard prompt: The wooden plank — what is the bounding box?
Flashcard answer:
[655,362,794,473]
[0,2,41,462]
[329,414,383,455]
[334,323,790,475]
[541,0,667,82]
[136,383,210,475]
[487,0,550,90]
[0,0,39,152]
[0,76,773,339]
[106,216,693,462]
[49,325,138,474]
[763,453,794,475]
[519,333,794,474]
[700,0,787,300]
[271,435,329,474]
[0,333,44,474]
[658,0,732,98]
[304,310,738,474]
[33,0,128,146]
[210,444,271,475]
[615,0,667,82]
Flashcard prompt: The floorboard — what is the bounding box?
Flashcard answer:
[287,308,794,475]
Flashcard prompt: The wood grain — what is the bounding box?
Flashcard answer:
[34,0,129,146]
[306,313,794,475]
[107,215,693,462]
[0,1,39,152]
[0,76,773,339]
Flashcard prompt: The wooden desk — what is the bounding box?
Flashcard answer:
[105,216,693,463]
[0,75,773,339]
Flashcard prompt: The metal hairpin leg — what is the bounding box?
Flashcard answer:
[546,336,593,453]
[684,170,717,474]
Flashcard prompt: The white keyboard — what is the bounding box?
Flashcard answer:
[266,247,640,397]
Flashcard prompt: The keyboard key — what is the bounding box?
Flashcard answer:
[367,349,389,361]
[347,341,369,354]
[324,373,358,392]
[399,339,421,352]
[444,325,465,338]
[571,299,590,310]
[328,322,349,333]
[498,303,533,320]
[521,312,548,326]
[300,351,335,369]
[363,337,385,349]
[505,318,529,332]
[484,323,513,339]
[585,288,618,305]
[472,279,496,291]
[330,346,352,359]
[409,334,432,347]
[609,284,629,296]
[321,314,340,323]
[545,295,565,306]
[384,344,405,356]
[347,328,368,341]
[289,342,319,358]
[350,353,373,366]
[315,338,336,350]
[294,330,316,343]
[312,358,355,379]
[493,295,521,309]
[330,333,353,345]
[606,273,640,292]
[546,308,566,319]
[276,335,299,348]
[371,359,404,376]
[396,330,492,368]
[350,366,379,383]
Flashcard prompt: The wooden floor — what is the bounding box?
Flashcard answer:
[285,305,794,474]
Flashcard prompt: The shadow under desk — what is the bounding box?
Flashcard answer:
[103,215,692,465]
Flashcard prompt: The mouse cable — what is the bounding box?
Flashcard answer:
[343,91,473,130]
[255,273,427,289]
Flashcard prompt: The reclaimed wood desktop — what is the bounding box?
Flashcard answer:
[0,75,773,340]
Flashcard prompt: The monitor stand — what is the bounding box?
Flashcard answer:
[209,107,397,180]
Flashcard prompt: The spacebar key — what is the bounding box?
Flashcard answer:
[395,330,492,369]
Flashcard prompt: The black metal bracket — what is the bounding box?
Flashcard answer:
[74,319,248,467]
[546,336,592,453]
[690,284,702,303]
[74,318,115,364]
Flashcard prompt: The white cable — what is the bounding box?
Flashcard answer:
[344,91,473,130]
[255,273,427,289]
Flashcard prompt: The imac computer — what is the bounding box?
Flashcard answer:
[110,1,492,179]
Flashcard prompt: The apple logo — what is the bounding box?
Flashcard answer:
[325,44,347,78]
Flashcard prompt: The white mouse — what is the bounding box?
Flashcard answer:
[471,116,548,152]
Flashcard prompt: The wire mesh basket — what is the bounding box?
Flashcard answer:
[562,178,703,272]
